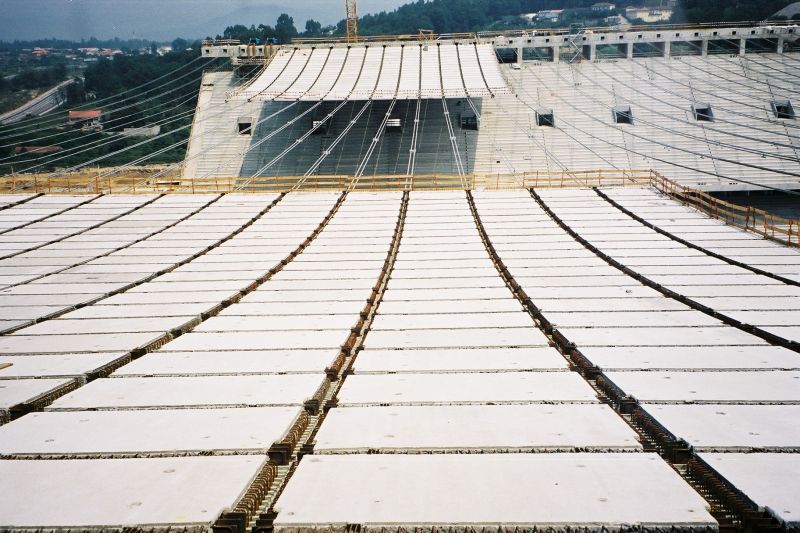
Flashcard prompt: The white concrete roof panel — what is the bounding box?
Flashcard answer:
[315,404,640,452]
[0,378,75,409]
[337,372,597,405]
[605,371,800,402]
[643,404,800,449]
[273,453,714,529]
[0,456,267,528]
[700,453,800,527]
[49,374,325,409]
[354,347,566,372]
[115,349,337,376]
[582,345,800,370]
[0,407,300,456]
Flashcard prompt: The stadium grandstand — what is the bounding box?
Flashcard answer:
[0,16,798,533]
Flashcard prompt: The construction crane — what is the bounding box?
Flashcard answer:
[345,0,359,42]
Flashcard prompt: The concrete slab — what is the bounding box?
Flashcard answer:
[219,301,368,316]
[561,326,763,346]
[370,312,533,330]
[162,330,347,351]
[0,407,301,456]
[315,404,641,452]
[363,327,548,349]
[272,453,715,530]
[353,345,567,372]
[547,311,721,328]
[0,332,168,354]
[643,404,800,450]
[605,371,800,403]
[377,299,522,314]
[700,453,800,527]
[336,372,597,405]
[0,455,266,528]
[0,378,75,409]
[582,346,800,370]
[48,374,326,409]
[194,315,358,332]
[0,353,128,378]
[115,350,338,375]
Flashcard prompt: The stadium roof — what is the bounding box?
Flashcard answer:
[0,22,799,533]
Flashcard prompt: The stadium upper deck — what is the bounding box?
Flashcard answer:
[183,23,800,193]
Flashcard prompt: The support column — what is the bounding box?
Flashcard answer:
[778,38,784,54]
[664,40,671,58]
[739,38,746,56]
[701,39,708,56]
[626,42,633,59]
[553,45,559,63]
[589,43,596,61]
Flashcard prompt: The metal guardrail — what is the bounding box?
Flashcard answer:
[0,169,796,246]
[650,171,799,247]
[0,169,651,194]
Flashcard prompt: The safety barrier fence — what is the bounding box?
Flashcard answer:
[651,171,799,247]
[0,168,796,246]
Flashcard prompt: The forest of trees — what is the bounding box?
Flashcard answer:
[677,0,799,23]
[218,13,326,45]
[217,0,798,43]
[343,0,798,35]
[0,64,67,94]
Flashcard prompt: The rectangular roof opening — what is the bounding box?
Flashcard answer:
[537,110,555,127]
[237,117,253,135]
[772,100,795,120]
[613,106,633,125]
[692,104,714,122]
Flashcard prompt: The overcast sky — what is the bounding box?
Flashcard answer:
[0,0,409,41]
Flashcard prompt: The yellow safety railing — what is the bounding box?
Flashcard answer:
[0,169,796,247]
[650,171,799,248]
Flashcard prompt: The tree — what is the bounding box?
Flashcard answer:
[304,19,322,36]
[171,38,189,51]
[150,42,158,55]
[275,13,298,44]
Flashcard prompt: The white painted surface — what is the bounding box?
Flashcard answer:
[48,375,325,409]
[354,347,566,372]
[0,378,75,409]
[0,332,167,354]
[162,330,347,351]
[643,404,800,449]
[115,350,337,375]
[0,353,128,378]
[364,327,548,348]
[562,326,765,347]
[0,455,266,527]
[0,407,300,455]
[700,453,800,527]
[337,372,597,405]
[273,454,715,528]
[315,404,640,451]
[370,312,533,330]
[605,371,800,402]
[582,346,800,370]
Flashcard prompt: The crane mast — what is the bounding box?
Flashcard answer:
[345,0,359,42]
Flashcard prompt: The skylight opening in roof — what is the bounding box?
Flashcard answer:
[772,100,795,120]
[692,104,714,122]
[613,106,633,124]
[536,110,555,127]
[237,117,253,135]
